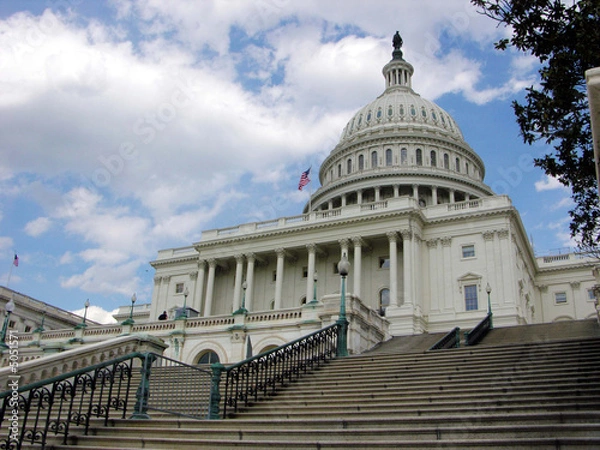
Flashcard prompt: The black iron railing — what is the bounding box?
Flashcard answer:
[0,351,213,449]
[216,323,339,418]
[0,353,140,450]
[465,312,493,346]
[429,327,461,350]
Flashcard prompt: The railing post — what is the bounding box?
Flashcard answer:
[130,353,156,419]
[454,327,461,348]
[209,362,225,420]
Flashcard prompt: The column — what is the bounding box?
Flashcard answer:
[431,186,438,205]
[161,276,171,313]
[245,253,256,311]
[465,193,470,201]
[357,190,363,204]
[375,187,380,201]
[328,200,333,210]
[189,270,198,312]
[401,229,413,306]
[204,259,217,316]
[387,232,399,307]
[341,195,347,207]
[412,184,419,200]
[274,248,286,310]
[151,276,162,319]
[393,185,399,198]
[352,237,363,299]
[194,260,206,314]
[449,189,455,203]
[232,255,245,312]
[305,244,317,303]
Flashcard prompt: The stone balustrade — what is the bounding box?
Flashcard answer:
[0,334,167,391]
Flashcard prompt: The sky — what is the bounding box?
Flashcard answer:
[0,0,578,324]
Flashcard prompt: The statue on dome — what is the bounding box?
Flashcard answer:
[392,31,403,51]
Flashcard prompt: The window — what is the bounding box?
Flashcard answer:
[401,148,407,164]
[337,164,342,177]
[455,157,460,172]
[385,149,392,166]
[444,153,449,169]
[197,351,220,365]
[358,154,364,170]
[8,320,15,328]
[347,158,352,174]
[175,283,184,294]
[379,257,390,269]
[462,245,475,258]
[302,267,308,278]
[464,285,478,311]
[371,151,378,168]
[555,292,567,304]
[465,162,469,174]
[272,270,277,282]
[588,289,597,301]
[416,148,423,166]
[24,325,31,333]
[430,150,437,167]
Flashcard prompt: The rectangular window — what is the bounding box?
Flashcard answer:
[302,266,308,278]
[462,244,475,258]
[379,257,390,269]
[588,289,596,301]
[464,285,478,311]
[24,325,31,333]
[555,292,567,304]
[175,283,184,294]
[272,270,277,282]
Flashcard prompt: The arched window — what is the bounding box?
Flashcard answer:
[443,153,449,169]
[455,157,460,172]
[358,154,364,170]
[430,150,437,167]
[385,149,392,166]
[347,158,352,174]
[401,148,407,164]
[371,151,378,168]
[196,351,220,365]
[338,164,342,177]
[465,162,469,175]
[416,148,423,166]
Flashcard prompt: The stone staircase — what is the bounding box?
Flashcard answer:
[47,321,600,449]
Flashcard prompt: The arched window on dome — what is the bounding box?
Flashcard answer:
[416,148,423,166]
[430,150,437,167]
[371,151,378,168]
[465,162,469,175]
[401,148,407,165]
[443,153,449,169]
[358,154,364,170]
[385,149,392,166]
[347,158,352,174]
[338,164,342,178]
[455,157,460,173]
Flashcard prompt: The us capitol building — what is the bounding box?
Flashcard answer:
[5,34,599,367]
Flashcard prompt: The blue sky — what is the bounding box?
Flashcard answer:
[0,0,575,323]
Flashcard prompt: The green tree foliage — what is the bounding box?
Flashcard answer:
[471,0,600,248]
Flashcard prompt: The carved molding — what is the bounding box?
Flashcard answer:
[441,236,452,247]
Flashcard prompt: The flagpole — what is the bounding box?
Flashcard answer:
[6,261,13,288]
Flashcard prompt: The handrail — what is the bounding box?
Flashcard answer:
[213,323,340,419]
[0,351,146,450]
[465,312,493,346]
[428,327,461,351]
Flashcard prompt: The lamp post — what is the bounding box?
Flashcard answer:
[336,253,350,357]
[76,299,91,329]
[310,271,318,304]
[486,283,493,329]
[177,286,190,319]
[122,293,136,325]
[34,310,46,333]
[233,281,248,315]
[0,299,15,350]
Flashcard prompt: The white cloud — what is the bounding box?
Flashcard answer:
[535,175,566,192]
[71,304,118,324]
[25,217,52,237]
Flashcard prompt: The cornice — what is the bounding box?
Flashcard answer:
[150,254,199,268]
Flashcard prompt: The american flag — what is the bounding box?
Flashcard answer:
[13,254,18,267]
[298,167,311,191]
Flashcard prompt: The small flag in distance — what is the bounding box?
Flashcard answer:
[13,254,18,267]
